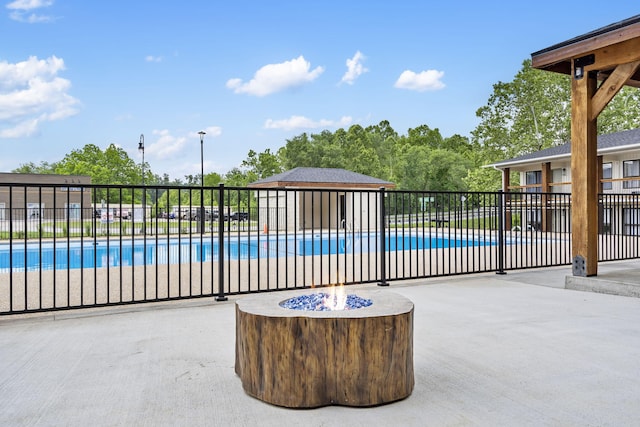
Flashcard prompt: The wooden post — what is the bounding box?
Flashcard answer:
[570,67,599,276]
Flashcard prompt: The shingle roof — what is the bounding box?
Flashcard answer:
[248,167,395,189]
[489,128,640,168]
[531,15,640,58]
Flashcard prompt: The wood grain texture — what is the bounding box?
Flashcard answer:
[235,290,414,408]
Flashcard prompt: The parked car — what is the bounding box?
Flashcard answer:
[159,212,176,219]
[230,211,249,221]
[114,209,131,220]
[191,209,213,221]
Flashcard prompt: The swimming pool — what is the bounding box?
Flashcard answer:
[0,233,496,272]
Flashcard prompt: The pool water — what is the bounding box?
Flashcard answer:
[0,233,495,272]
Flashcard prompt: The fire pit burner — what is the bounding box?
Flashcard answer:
[235,289,414,408]
[280,292,373,311]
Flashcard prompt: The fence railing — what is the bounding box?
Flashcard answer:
[1,182,639,315]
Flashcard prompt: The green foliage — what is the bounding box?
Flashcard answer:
[599,86,640,134]
[464,167,502,193]
[472,60,640,170]
[12,161,57,174]
[241,149,283,180]
[10,58,640,197]
[395,147,471,191]
[473,60,572,164]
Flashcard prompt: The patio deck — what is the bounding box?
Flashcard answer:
[2,260,640,426]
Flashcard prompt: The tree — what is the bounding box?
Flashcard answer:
[469,60,640,192]
[12,161,57,174]
[473,60,572,165]
[599,86,640,134]
[279,133,316,170]
[54,144,142,203]
[396,146,470,191]
[241,149,283,181]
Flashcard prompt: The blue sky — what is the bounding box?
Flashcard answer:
[0,1,637,181]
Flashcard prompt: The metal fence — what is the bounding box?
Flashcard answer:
[1,182,639,315]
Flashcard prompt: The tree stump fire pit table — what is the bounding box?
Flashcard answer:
[235,289,414,408]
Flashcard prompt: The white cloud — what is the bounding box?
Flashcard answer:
[6,0,53,9]
[226,55,324,96]
[394,69,445,92]
[145,127,222,160]
[264,115,352,131]
[190,126,222,139]
[145,55,163,63]
[0,55,79,138]
[6,0,55,23]
[340,51,368,85]
[145,130,188,159]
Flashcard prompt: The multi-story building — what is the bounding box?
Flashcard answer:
[489,128,640,235]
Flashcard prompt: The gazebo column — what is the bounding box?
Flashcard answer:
[570,67,598,276]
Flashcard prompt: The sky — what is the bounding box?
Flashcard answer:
[0,1,637,181]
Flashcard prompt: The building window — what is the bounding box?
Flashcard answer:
[623,208,640,236]
[623,160,640,189]
[551,168,568,193]
[525,171,542,193]
[602,162,612,190]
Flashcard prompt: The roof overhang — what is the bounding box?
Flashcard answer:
[248,181,396,189]
[488,143,640,170]
[531,15,640,87]
[487,154,569,170]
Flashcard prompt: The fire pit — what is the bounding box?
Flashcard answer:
[235,289,414,408]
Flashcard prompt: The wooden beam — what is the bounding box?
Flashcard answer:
[532,21,640,70]
[583,38,640,73]
[590,60,640,120]
[571,67,599,276]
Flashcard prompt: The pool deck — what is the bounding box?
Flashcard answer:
[2,260,640,426]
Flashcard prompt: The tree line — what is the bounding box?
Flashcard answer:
[14,60,640,197]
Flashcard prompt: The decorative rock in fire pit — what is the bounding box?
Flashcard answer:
[235,289,414,408]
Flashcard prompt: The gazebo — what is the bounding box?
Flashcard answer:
[531,15,640,276]
[248,167,395,232]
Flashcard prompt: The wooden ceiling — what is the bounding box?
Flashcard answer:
[531,15,640,88]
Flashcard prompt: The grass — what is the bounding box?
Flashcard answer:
[0,219,257,241]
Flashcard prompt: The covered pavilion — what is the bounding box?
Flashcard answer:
[531,14,640,276]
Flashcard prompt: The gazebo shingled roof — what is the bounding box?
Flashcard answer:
[248,167,395,189]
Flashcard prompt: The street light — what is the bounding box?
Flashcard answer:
[138,134,145,185]
[138,134,145,234]
[198,131,206,233]
[198,131,206,186]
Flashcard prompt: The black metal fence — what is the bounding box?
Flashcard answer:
[1,182,639,315]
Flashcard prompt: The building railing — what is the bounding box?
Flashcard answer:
[1,182,639,315]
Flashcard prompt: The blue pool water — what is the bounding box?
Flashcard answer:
[0,233,495,272]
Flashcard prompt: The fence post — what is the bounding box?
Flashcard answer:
[496,190,506,275]
[378,187,388,286]
[216,183,228,301]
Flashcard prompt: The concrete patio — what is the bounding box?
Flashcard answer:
[2,260,640,426]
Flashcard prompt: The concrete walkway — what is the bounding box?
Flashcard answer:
[2,261,640,426]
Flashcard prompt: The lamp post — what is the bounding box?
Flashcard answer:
[198,131,206,234]
[138,134,145,234]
